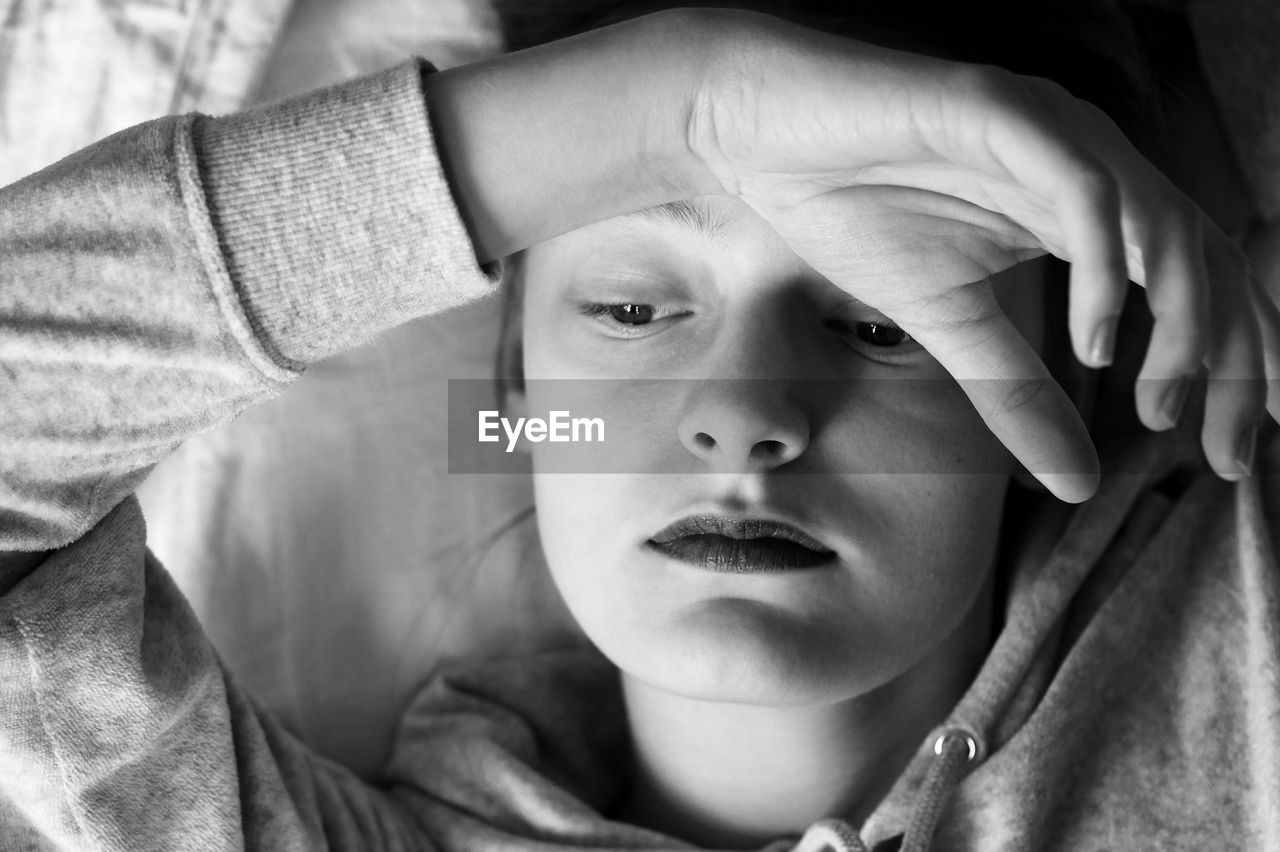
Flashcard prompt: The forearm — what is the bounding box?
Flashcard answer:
[0,62,493,551]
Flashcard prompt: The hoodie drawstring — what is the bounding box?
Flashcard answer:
[793,725,981,852]
[900,727,980,852]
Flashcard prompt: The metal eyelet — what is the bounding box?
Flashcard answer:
[794,819,868,852]
[933,729,979,763]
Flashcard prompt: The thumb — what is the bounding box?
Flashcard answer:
[903,285,1100,503]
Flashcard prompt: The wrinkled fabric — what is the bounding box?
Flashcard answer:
[0,0,294,185]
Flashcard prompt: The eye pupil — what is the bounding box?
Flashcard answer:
[610,304,655,324]
[855,321,908,347]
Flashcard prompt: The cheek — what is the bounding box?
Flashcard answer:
[860,473,1008,629]
[531,474,648,661]
[811,372,1016,478]
[790,469,1009,696]
[519,376,689,475]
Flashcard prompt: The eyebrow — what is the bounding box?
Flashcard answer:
[625,200,728,241]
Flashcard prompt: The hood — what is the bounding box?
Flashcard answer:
[384,430,1238,851]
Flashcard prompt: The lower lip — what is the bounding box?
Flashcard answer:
[646,535,836,574]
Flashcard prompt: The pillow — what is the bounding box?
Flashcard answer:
[136,0,585,778]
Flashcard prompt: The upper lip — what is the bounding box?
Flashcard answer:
[649,514,835,553]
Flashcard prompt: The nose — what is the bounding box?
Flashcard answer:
[676,314,813,471]
[678,381,810,471]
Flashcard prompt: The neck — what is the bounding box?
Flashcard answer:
[617,579,994,848]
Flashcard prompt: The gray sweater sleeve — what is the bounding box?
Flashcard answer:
[0,497,442,850]
[0,59,497,848]
[0,59,496,552]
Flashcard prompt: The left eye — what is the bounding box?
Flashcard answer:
[584,303,655,325]
[578,302,672,333]
[853,321,912,348]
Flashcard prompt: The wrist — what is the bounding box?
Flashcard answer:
[631,9,735,199]
[423,8,724,262]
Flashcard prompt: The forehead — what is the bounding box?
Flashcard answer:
[629,199,732,242]
[524,195,809,283]
[566,195,787,255]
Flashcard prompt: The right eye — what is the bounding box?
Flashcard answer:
[826,311,926,364]
[576,301,686,338]
[852,320,912,348]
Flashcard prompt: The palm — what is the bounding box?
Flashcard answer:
[755,183,1046,319]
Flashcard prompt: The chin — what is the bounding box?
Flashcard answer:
[612,597,892,707]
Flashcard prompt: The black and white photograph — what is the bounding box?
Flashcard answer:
[2,0,1279,849]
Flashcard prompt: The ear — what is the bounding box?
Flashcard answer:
[504,379,530,429]
[496,310,525,400]
[494,262,530,448]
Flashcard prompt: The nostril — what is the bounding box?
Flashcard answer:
[751,439,786,460]
[694,432,716,450]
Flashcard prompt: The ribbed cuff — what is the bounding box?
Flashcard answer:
[192,58,499,370]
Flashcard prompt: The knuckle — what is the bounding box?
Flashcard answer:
[1211,310,1264,365]
[1214,377,1269,423]
[955,63,1023,108]
[1072,162,1119,210]
[1075,96,1112,123]
[990,377,1053,419]
[1025,74,1072,102]
[1076,97,1126,138]
[1164,196,1203,236]
[1151,307,1209,359]
[1147,288,1202,323]
[1142,202,1198,259]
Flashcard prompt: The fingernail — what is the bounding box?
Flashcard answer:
[1159,378,1189,429]
[1089,317,1118,368]
[1236,422,1258,476]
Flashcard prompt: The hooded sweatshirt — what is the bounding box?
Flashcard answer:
[0,59,1278,852]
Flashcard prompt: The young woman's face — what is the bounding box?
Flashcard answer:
[516,196,1047,706]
